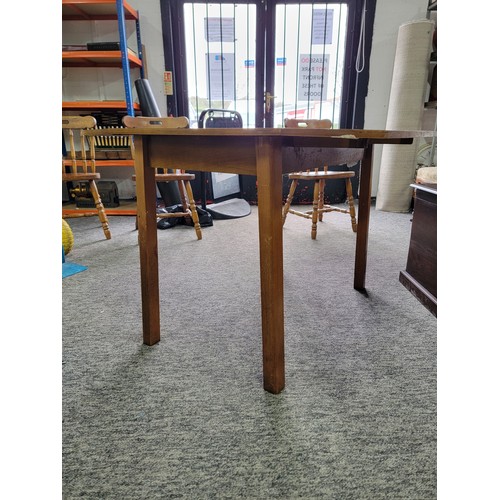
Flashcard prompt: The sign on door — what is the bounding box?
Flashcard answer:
[297,54,330,101]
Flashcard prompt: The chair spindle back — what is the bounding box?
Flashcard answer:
[62,116,97,176]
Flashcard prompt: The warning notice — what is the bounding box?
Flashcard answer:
[297,54,330,101]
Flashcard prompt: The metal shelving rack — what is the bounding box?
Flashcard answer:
[62,0,144,116]
[62,0,145,216]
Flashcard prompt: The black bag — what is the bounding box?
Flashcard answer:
[157,205,213,230]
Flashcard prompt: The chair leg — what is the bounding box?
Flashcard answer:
[282,179,298,226]
[89,180,111,239]
[178,180,189,211]
[177,180,194,226]
[345,178,357,233]
[311,180,320,240]
[318,179,325,222]
[184,181,202,240]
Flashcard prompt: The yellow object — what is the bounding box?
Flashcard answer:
[62,219,74,255]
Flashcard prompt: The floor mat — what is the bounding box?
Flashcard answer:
[62,262,87,279]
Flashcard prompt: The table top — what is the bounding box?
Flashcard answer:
[87,127,436,143]
[89,127,435,175]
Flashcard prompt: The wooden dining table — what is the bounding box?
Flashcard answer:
[87,127,434,394]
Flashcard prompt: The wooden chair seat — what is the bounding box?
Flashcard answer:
[282,118,357,239]
[62,172,101,181]
[124,116,202,240]
[288,171,355,181]
[62,116,111,240]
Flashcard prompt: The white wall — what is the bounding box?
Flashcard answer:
[364,0,432,196]
[133,2,167,116]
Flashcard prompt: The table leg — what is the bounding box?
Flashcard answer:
[354,143,374,291]
[134,136,161,345]
[255,138,285,394]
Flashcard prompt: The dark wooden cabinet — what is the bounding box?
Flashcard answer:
[400,183,437,316]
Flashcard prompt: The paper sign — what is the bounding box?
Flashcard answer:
[206,53,235,101]
[312,9,333,45]
[298,54,330,101]
[205,17,235,42]
[163,71,173,95]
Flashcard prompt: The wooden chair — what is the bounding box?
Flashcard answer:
[62,116,111,240]
[123,115,202,240]
[282,118,357,239]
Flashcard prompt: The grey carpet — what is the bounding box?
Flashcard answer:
[62,202,436,499]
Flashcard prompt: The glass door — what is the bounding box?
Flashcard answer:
[182,1,262,127]
[177,0,357,129]
[266,1,350,128]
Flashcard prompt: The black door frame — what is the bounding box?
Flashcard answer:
[160,0,376,129]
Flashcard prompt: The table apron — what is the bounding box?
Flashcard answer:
[149,135,257,175]
[281,147,365,172]
[146,135,377,176]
